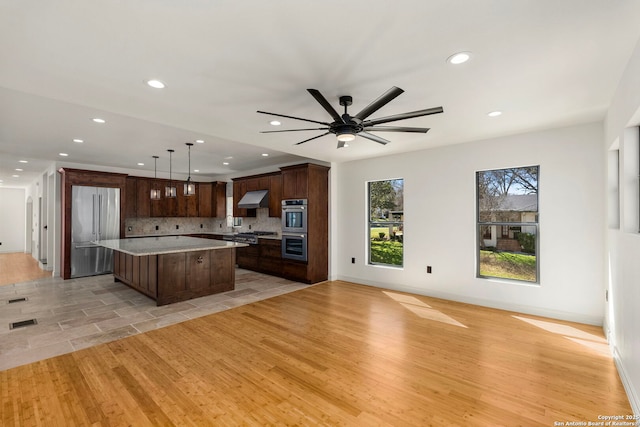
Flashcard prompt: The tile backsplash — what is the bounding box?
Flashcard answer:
[125,208,281,237]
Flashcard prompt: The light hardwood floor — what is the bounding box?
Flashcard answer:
[0,280,631,426]
[0,252,51,286]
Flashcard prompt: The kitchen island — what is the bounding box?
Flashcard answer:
[95,236,248,306]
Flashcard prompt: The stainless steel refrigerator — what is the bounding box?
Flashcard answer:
[71,185,120,278]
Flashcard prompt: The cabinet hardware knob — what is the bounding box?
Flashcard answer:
[196,256,204,264]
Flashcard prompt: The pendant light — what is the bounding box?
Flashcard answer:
[150,155,161,200]
[184,143,195,196]
[165,149,176,198]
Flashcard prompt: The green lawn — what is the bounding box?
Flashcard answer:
[370,240,403,266]
[479,250,536,282]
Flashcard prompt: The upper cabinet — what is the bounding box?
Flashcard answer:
[125,177,226,218]
[232,172,281,218]
[281,165,309,199]
[268,174,282,218]
[198,182,226,218]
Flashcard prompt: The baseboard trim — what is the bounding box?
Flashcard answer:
[335,275,603,326]
[613,347,640,415]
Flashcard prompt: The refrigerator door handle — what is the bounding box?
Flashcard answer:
[92,194,97,236]
[98,194,102,238]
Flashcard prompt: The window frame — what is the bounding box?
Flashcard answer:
[367,178,404,268]
[476,166,540,284]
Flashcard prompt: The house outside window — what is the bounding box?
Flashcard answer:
[477,166,539,283]
[368,179,404,267]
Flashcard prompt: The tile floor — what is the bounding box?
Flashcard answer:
[0,269,309,371]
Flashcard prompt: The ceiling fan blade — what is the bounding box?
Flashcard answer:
[257,110,330,126]
[363,126,430,133]
[294,132,331,145]
[363,106,444,126]
[353,86,404,121]
[260,127,329,133]
[359,131,391,145]
[307,89,345,124]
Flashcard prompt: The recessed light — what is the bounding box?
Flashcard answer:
[146,79,166,89]
[19,160,28,163]
[73,139,84,143]
[447,51,471,65]
[12,175,19,178]
[224,156,233,160]
[223,162,230,166]
[194,169,199,173]
[261,153,269,157]
[59,153,69,157]
[92,118,106,124]
[195,139,204,144]
[15,168,23,172]
[487,111,502,117]
[270,120,281,126]
[137,162,144,166]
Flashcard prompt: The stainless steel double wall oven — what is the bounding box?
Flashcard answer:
[281,199,307,261]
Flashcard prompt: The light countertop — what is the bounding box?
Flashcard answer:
[93,236,248,256]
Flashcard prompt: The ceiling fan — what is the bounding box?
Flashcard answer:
[257,87,443,148]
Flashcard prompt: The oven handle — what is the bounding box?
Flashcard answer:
[282,233,306,239]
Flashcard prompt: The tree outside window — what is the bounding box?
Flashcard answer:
[368,179,403,267]
[477,166,539,283]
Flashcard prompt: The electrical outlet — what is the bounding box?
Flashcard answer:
[249,224,252,230]
[351,257,355,264]
[427,266,432,274]
[219,223,222,228]
[176,225,179,230]
[200,224,203,229]
[155,225,159,231]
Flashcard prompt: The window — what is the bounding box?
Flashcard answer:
[368,179,404,267]
[477,166,539,283]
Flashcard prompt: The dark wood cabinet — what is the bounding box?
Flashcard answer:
[125,177,137,218]
[136,178,151,217]
[282,259,309,283]
[236,244,259,270]
[233,179,248,218]
[125,176,228,219]
[229,163,329,284]
[268,174,282,218]
[236,239,283,276]
[177,182,198,217]
[125,177,152,218]
[281,163,330,284]
[199,182,226,218]
[281,165,309,199]
[115,247,236,306]
[233,171,281,218]
[258,239,282,276]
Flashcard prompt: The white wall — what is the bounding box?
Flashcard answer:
[604,37,640,415]
[334,122,605,325]
[0,187,26,253]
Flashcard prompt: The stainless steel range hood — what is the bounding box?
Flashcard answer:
[237,189,269,209]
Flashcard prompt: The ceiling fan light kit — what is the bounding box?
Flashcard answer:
[258,86,443,148]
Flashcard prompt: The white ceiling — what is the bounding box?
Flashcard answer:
[2,0,640,188]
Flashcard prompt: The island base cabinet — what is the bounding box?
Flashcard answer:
[114,251,157,299]
[114,248,235,306]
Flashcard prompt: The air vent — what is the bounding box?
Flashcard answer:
[10,319,37,329]
[7,297,28,304]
